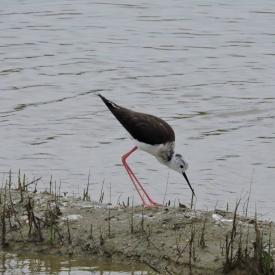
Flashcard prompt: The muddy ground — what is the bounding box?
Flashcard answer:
[0,188,274,274]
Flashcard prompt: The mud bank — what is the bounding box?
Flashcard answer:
[0,188,274,274]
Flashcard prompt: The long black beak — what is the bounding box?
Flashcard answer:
[182,172,196,198]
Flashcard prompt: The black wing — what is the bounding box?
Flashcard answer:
[98,94,175,145]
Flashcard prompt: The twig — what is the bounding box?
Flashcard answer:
[162,172,170,205]
[143,260,161,274]
[66,218,71,244]
[199,217,207,248]
[99,180,105,204]
[83,170,91,201]
[25,177,42,188]
[1,184,7,247]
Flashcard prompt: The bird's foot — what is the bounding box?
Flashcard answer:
[143,201,162,208]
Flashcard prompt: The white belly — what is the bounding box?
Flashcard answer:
[136,141,174,164]
[137,141,162,156]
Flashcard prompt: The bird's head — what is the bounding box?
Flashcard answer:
[172,153,188,173]
[169,153,195,197]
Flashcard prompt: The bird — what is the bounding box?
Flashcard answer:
[98,94,195,207]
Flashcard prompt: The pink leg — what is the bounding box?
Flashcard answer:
[125,160,159,206]
[121,146,159,207]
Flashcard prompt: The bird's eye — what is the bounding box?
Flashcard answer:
[180,165,184,168]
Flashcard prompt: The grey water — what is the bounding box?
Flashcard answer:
[1,0,275,219]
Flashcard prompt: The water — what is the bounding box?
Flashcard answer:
[0,253,151,274]
[0,0,275,219]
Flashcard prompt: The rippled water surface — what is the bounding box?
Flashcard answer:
[0,253,151,274]
[1,0,275,218]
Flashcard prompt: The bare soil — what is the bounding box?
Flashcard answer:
[1,189,274,274]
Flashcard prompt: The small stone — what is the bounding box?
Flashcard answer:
[62,214,82,221]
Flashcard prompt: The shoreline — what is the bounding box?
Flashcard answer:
[0,187,274,274]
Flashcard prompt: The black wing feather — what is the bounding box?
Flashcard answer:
[98,94,175,145]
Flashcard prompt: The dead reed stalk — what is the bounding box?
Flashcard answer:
[66,218,71,244]
[1,185,7,247]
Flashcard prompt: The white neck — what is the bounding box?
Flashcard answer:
[164,154,177,171]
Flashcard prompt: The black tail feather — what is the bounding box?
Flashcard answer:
[97,93,118,111]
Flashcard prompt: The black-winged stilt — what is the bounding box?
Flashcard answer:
[98,94,195,207]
